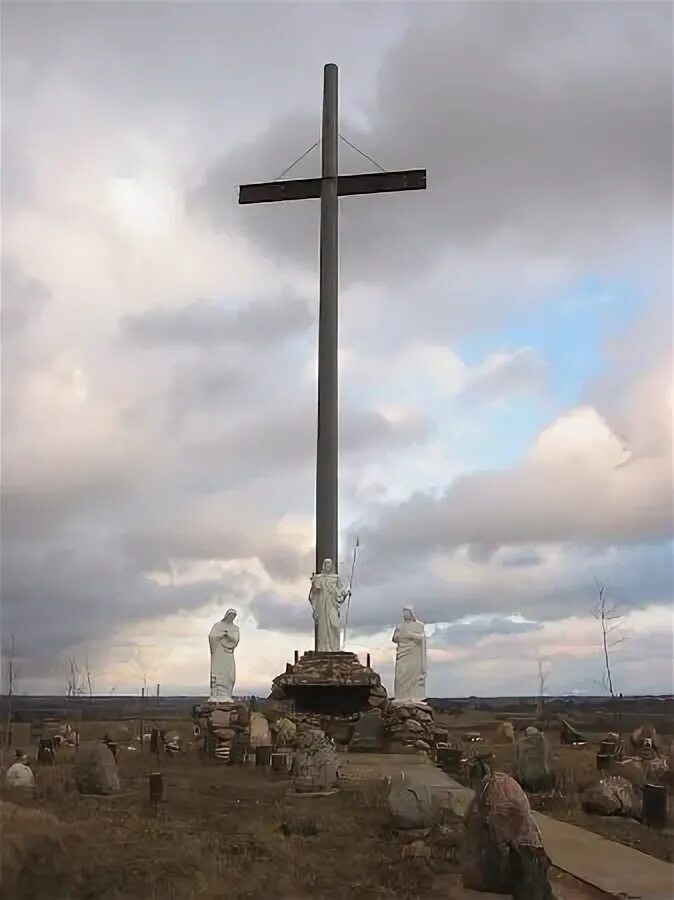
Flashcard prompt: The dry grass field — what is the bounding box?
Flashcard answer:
[2,705,672,898]
[435,710,674,864]
[2,748,447,900]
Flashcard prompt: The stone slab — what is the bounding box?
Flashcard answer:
[533,812,674,900]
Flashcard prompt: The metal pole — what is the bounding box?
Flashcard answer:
[315,63,339,601]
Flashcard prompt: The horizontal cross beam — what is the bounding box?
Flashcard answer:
[238,168,426,205]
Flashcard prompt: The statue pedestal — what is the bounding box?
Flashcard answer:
[271,651,387,719]
[192,699,248,754]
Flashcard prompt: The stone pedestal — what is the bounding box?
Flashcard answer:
[193,700,248,754]
[271,651,387,718]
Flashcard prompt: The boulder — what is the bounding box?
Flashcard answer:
[514,727,554,791]
[388,772,436,830]
[75,741,120,795]
[350,710,386,752]
[271,716,297,746]
[581,776,638,817]
[645,755,670,784]
[613,757,646,787]
[497,721,515,743]
[249,712,271,747]
[5,763,35,790]
[292,729,339,793]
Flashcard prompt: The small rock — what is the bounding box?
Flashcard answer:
[401,839,431,860]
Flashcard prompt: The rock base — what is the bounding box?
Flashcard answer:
[271,651,387,718]
[193,700,248,751]
[384,699,435,753]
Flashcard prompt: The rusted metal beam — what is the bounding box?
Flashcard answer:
[238,169,427,205]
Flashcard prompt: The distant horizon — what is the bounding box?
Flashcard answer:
[4,692,673,702]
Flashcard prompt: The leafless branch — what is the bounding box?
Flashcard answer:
[591,580,626,733]
[85,656,94,698]
[4,635,17,746]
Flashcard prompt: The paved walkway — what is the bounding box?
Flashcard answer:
[533,812,674,900]
[340,754,673,898]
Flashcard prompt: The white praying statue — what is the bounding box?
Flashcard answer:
[392,607,427,700]
[308,558,350,652]
[208,608,239,702]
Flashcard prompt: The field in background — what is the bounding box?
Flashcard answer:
[2,694,673,899]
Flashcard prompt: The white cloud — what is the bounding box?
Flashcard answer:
[2,1,671,696]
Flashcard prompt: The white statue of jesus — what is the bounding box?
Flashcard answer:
[308,558,350,652]
[392,607,427,700]
[208,608,239,702]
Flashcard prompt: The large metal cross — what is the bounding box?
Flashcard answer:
[239,63,426,579]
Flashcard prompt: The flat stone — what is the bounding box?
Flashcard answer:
[350,711,386,751]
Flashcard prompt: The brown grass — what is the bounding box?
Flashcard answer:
[1,749,446,900]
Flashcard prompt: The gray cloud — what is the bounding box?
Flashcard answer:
[188,404,431,490]
[356,455,672,562]
[2,2,671,692]
[432,617,543,646]
[194,3,671,286]
[253,539,673,635]
[121,293,313,348]
[1,257,49,338]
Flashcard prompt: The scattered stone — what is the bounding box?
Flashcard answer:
[388,772,436,831]
[279,817,318,836]
[292,729,339,794]
[581,775,638,818]
[271,716,297,746]
[400,838,431,860]
[5,763,35,791]
[613,757,646,787]
[645,754,670,784]
[514,726,554,792]
[249,712,272,747]
[496,721,515,742]
[75,741,120,795]
[350,710,386,751]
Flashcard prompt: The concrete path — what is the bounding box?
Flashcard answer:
[534,812,674,900]
[340,755,673,898]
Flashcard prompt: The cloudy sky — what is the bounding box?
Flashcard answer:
[2,1,672,698]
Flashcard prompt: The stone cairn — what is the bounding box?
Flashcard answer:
[193,700,248,755]
[384,700,435,753]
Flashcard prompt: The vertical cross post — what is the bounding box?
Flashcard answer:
[238,64,426,655]
[316,63,339,579]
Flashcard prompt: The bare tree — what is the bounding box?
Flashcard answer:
[66,656,85,698]
[592,580,625,733]
[536,658,550,721]
[4,635,17,746]
[85,656,94,698]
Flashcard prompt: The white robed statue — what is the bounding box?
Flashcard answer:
[208,608,239,702]
[392,607,427,700]
[308,558,350,652]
